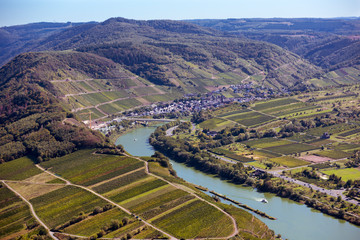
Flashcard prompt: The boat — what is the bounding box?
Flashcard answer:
[261,198,268,203]
[134,138,137,141]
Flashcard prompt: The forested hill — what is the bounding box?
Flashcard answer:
[0,17,321,89]
[0,21,91,66]
[0,51,118,163]
[187,18,360,70]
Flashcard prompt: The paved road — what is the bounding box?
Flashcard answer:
[211,153,360,206]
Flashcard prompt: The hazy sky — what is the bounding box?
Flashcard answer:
[1,0,359,27]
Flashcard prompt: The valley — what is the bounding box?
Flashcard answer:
[0,16,360,240]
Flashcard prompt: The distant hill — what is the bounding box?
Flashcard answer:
[0,18,359,159]
[187,18,360,70]
[0,17,322,90]
[0,21,91,66]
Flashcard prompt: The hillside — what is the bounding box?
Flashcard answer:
[188,18,360,70]
[0,18,323,91]
[0,51,118,162]
[0,21,90,66]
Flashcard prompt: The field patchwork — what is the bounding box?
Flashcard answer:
[0,185,35,239]
[0,157,42,180]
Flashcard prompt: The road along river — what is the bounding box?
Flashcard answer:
[116,125,360,240]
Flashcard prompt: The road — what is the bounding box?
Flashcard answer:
[122,152,239,239]
[1,180,59,240]
[34,153,240,240]
[35,165,177,240]
[211,153,360,206]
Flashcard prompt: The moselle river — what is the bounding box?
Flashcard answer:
[116,125,360,240]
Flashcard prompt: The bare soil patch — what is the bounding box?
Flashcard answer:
[299,155,332,163]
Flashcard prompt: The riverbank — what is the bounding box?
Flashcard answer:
[108,121,163,144]
[149,122,360,227]
[208,190,277,220]
[116,123,360,240]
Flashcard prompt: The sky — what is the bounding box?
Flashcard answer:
[0,0,359,27]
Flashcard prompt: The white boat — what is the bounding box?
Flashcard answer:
[261,198,268,203]
[134,138,137,141]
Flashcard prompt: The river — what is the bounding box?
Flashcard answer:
[115,125,360,240]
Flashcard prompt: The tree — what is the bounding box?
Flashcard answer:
[110,219,120,230]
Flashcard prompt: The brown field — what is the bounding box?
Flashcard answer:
[299,155,332,163]
[24,172,57,183]
[6,182,65,200]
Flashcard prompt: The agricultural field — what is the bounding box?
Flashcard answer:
[269,156,309,168]
[30,186,111,229]
[333,143,360,152]
[263,143,318,155]
[6,182,64,200]
[0,156,42,180]
[198,117,235,131]
[210,148,254,163]
[252,98,299,111]
[62,207,139,238]
[224,111,276,127]
[40,149,144,186]
[243,138,291,149]
[307,123,356,137]
[106,178,168,204]
[77,108,106,121]
[151,199,234,239]
[0,185,38,239]
[212,104,250,117]
[101,90,130,100]
[314,150,352,159]
[321,168,360,182]
[98,101,126,114]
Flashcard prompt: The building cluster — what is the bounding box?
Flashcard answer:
[127,83,283,117]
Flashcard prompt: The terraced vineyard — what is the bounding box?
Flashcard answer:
[51,76,169,120]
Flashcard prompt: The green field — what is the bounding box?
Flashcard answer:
[253,149,282,158]
[225,111,276,127]
[77,108,106,120]
[243,138,291,149]
[334,143,360,151]
[264,143,318,155]
[143,94,177,103]
[92,168,147,194]
[126,188,189,217]
[101,90,130,100]
[269,156,309,168]
[198,118,234,131]
[30,186,110,228]
[40,149,144,186]
[209,148,253,163]
[64,208,129,237]
[314,150,352,159]
[321,168,360,182]
[98,101,125,114]
[0,157,41,180]
[307,123,356,137]
[252,98,299,111]
[217,108,251,117]
[107,178,168,204]
[337,128,360,137]
[151,199,233,239]
[0,185,34,239]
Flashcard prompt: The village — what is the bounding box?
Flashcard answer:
[93,83,285,133]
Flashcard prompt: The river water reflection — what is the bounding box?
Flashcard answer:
[116,125,360,240]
